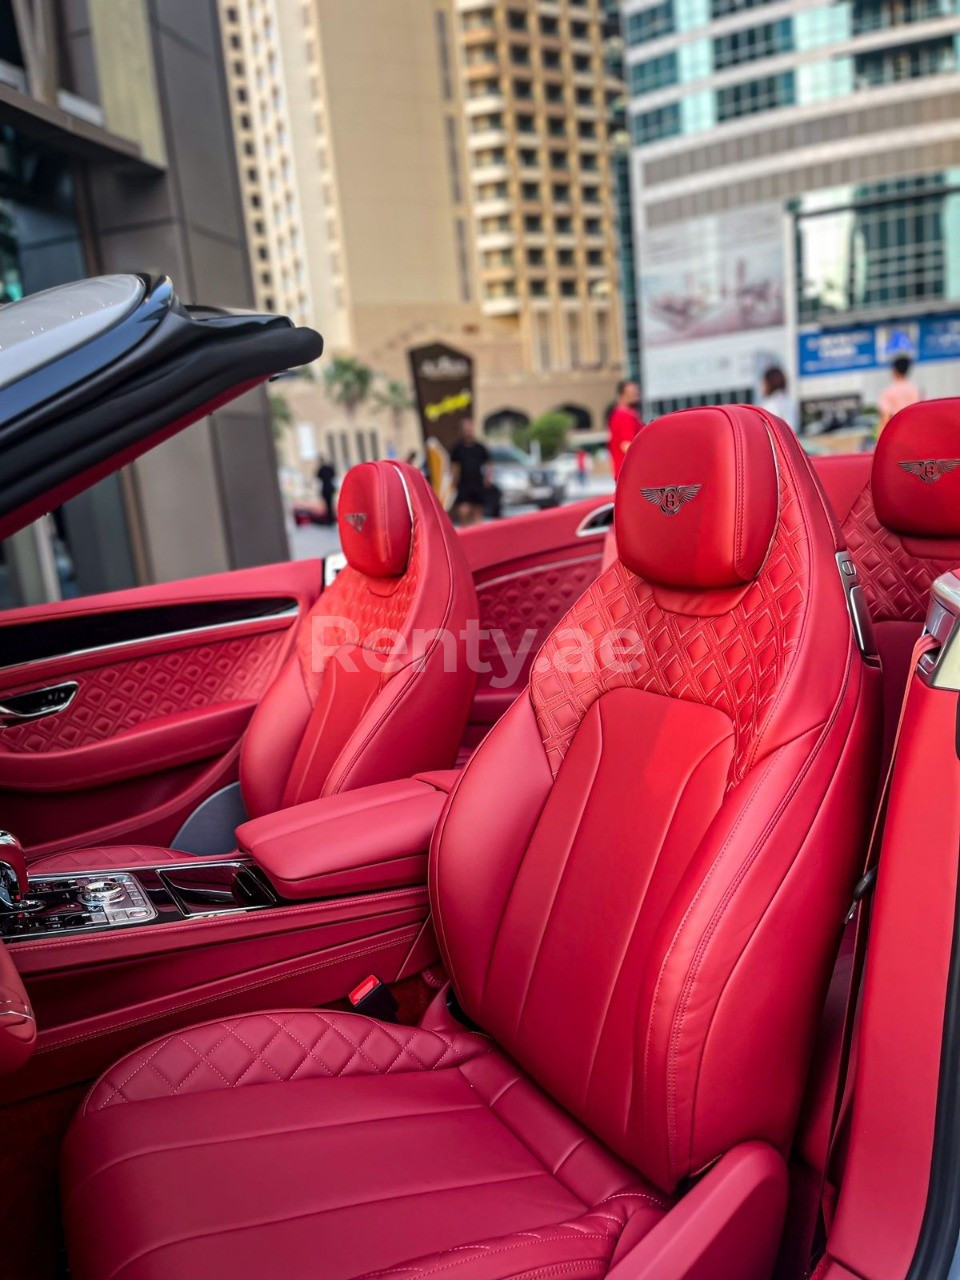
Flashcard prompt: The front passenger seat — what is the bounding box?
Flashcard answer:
[62,408,879,1280]
[32,461,477,874]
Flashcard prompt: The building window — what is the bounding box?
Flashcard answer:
[524,213,543,232]
[540,14,559,35]
[507,8,528,30]
[626,3,674,46]
[710,0,775,16]
[855,35,957,86]
[517,112,536,132]
[566,312,581,367]
[445,117,462,203]
[716,71,795,122]
[713,19,793,70]
[558,247,575,266]
[560,280,577,297]
[796,179,960,322]
[630,51,679,96]
[631,102,680,144]
[522,181,540,200]
[596,309,611,365]
[534,311,552,370]
[528,247,545,265]
[435,10,454,101]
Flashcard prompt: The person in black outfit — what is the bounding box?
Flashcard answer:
[450,419,490,526]
[315,457,337,525]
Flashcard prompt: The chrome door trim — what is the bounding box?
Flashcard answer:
[0,605,300,677]
[575,502,614,537]
[0,681,78,727]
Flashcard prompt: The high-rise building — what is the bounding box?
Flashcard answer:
[220,0,628,473]
[624,0,960,425]
[0,0,287,609]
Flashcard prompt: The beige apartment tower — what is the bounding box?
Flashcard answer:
[219,0,625,469]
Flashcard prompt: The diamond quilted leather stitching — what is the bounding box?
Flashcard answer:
[530,457,808,784]
[0,631,283,753]
[843,484,955,623]
[477,557,601,664]
[85,1012,491,1112]
[298,521,423,702]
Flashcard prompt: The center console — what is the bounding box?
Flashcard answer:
[0,862,278,939]
[0,774,458,1102]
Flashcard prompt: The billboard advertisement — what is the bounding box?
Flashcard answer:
[638,205,787,401]
[639,205,785,347]
[408,342,474,453]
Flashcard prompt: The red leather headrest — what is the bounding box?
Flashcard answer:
[615,405,778,589]
[873,399,960,538]
[337,462,413,579]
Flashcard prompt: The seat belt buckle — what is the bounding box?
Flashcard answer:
[845,866,878,924]
[348,975,399,1022]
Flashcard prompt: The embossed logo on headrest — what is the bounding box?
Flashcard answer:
[898,458,960,484]
[344,512,368,531]
[640,484,701,516]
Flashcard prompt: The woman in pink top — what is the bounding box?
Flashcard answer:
[877,355,922,434]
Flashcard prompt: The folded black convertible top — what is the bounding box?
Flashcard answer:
[0,274,323,540]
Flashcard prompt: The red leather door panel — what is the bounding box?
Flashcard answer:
[460,496,612,742]
[0,559,324,857]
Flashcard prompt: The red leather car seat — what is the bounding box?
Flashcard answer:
[31,461,478,874]
[817,399,960,763]
[61,408,879,1280]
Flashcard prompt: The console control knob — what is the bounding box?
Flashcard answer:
[78,878,125,906]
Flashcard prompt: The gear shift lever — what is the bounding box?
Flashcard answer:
[0,832,29,911]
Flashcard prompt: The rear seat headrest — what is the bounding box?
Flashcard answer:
[615,405,779,590]
[337,462,413,579]
[873,399,960,539]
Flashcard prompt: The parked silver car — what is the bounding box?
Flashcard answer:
[486,444,566,511]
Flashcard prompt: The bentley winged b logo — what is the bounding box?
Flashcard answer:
[898,458,960,484]
[640,484,702,516]
[344,512,368,532]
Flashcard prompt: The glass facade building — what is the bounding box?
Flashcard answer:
[623,0,960,416]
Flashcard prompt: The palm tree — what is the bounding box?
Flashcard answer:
[323,354,374,422]
[372,376,415,452]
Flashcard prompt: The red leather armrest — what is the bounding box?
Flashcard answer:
[236,774,455,900]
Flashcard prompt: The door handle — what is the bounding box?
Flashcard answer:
[0,682,78,728]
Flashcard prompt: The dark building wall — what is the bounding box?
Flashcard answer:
[65,0,289,583]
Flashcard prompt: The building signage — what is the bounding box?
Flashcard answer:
[408,341,474,452]
[799,314,960,376]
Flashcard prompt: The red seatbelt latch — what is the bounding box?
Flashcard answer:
[348,975,399,1022]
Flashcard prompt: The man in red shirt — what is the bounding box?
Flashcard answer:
[607,379,643,480]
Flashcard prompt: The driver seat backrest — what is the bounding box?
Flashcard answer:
[240,460,478,818]
[431,405,880,1194]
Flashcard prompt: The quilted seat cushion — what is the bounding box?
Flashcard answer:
[63,1011,668,1280]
